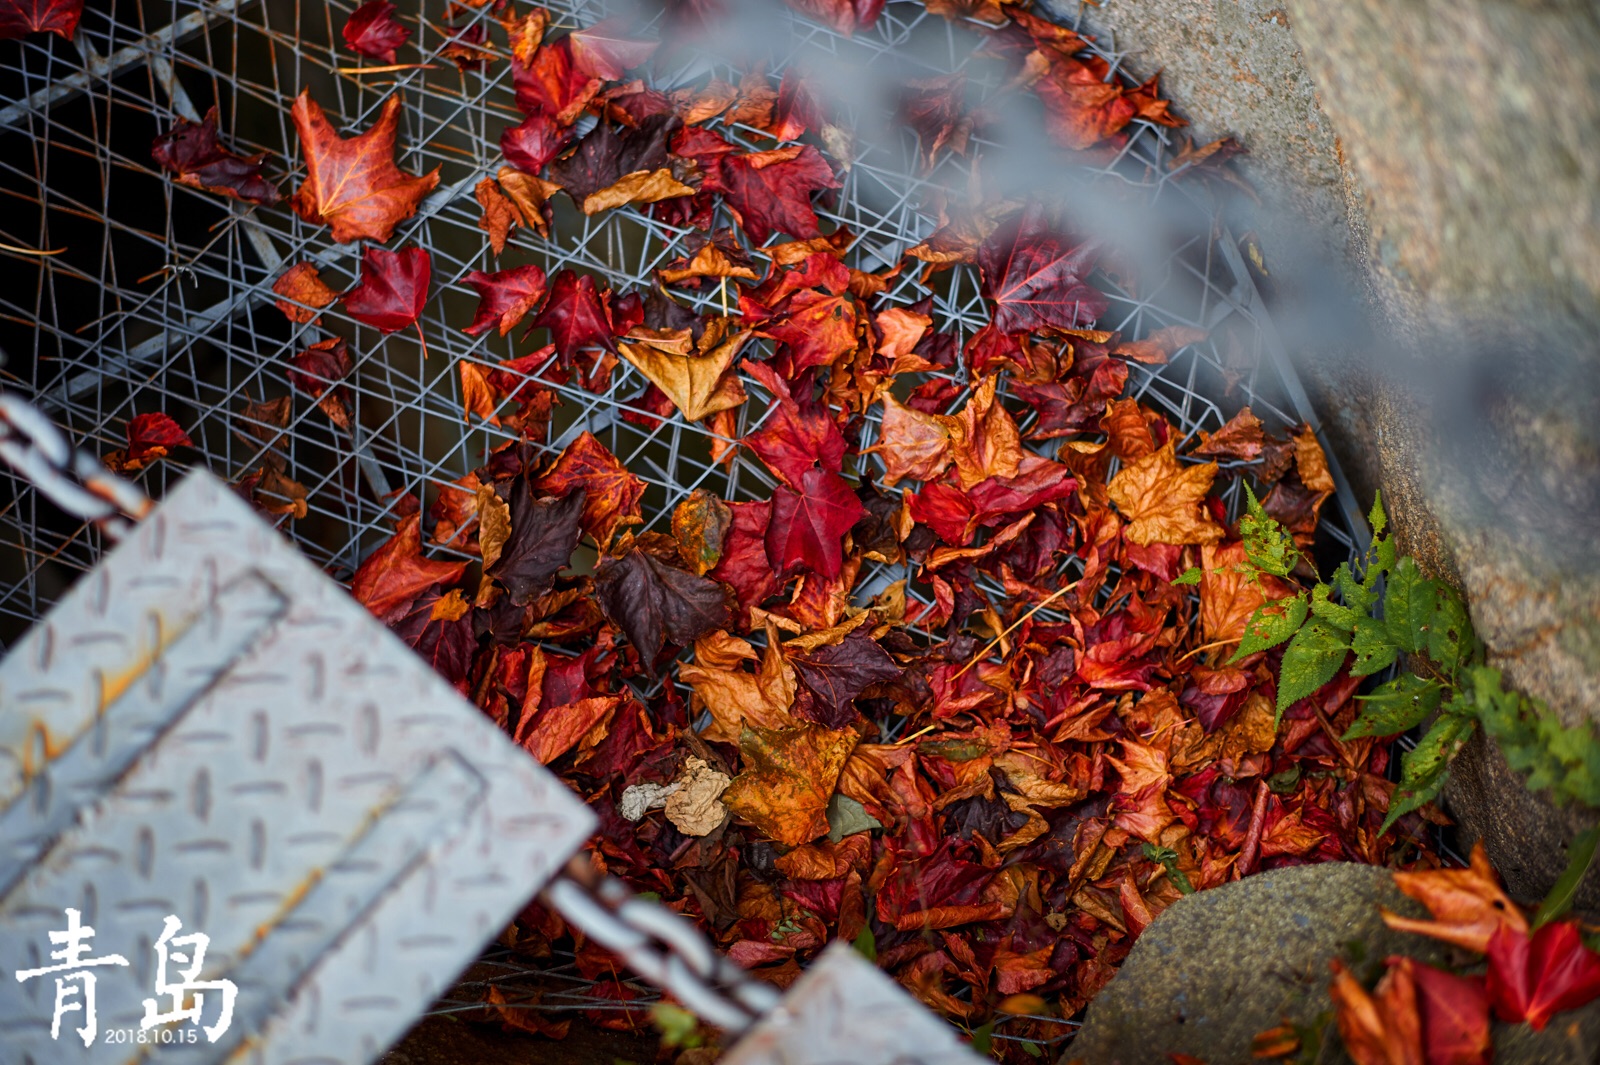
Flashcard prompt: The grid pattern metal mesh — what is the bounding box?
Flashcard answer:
[0,0,1371,1045]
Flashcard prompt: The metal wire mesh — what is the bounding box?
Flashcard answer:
[0,0,1375,1046]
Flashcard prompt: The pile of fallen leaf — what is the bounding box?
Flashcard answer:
[100,0,1443,1053]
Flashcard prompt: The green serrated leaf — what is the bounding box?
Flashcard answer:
[1381,713,1477,833]
[1349,615,1400,677]
[1533,825,1600,929]
[1172,566,1203,586]
[1345,673,1444,739]
[1368,491,1387,537]
[1021,1042,1044,1058]
[1310,583,1363,633]
[1383,557,1437,654]
[1230,594,1309,662]
[1239,482,1299,580]
[1276,619,1350,715]
[970,1019,996,1056]
[1332,561,1374,614]
[1426,587,1473,675]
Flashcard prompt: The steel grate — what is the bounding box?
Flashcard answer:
[0,0,1374,1054]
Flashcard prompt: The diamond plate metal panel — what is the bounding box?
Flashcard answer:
[721,943,985,1065]
[0,469,596,1065]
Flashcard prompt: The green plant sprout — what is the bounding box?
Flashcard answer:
[1228,487,1600,832]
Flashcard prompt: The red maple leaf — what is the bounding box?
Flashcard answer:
[741,359,846,486]
[765,466,865,578]
[528,270,616,362]
[0,0,81,39]
[1487,921,1600,1031]
[567,18,659,80]
[151,108,281,205]
[110,412,192,472]
[350,513,468,618]
[345,245,431,333]
[783,0,885,35]
[464,264,549,336]
[514,37,603,125]
[977,204,1108,334]
[1405,958,1491,1065]
[501,112,576,175]
[716,145,839,245]
[342,0,411,64]
[709,500,779,615]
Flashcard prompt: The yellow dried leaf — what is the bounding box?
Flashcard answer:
[1107,442,1226,546]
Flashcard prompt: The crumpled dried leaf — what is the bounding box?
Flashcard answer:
[663,756,732,836]
[619,316,750,421]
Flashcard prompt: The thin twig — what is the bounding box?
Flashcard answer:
[0,241,66,256]
[951,578,1079,681]
[337,63,439,74]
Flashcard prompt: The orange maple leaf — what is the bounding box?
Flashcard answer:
[722,723,860,847]
[348,512,468,618]
[1382,842,1528,953]
[290,91,440,244]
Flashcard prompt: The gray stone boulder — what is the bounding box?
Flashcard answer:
[1067,863,1445,1064]
[1067,863,1600,1064]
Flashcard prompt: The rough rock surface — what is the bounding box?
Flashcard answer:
[1067,863,1445,1064]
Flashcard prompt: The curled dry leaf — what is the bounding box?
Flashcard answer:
[474,177,519,255]
[151,107,281,205]
[582,168,695,215]
[619,316,750,421]
[496,166,559,238]
[342,0,410,64]
[663,756,732,836]
[290,91,441,244]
